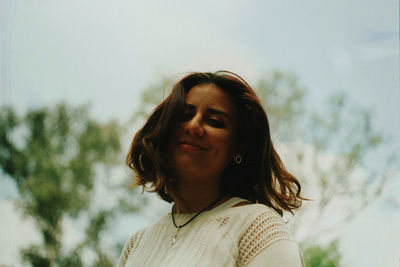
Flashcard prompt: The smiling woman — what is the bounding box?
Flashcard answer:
[119,71,306,266]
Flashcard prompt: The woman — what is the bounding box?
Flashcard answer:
[118,71,306,266]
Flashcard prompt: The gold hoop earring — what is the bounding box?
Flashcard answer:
[233,154,243,164]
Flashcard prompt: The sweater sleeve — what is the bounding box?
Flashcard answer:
[238,208,303,266]
[246,240,304,267]
[116,232,137,267]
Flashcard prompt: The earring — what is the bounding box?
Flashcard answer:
[233,154,243,164]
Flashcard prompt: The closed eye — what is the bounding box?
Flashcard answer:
[180,105,195,122]
[207,117,225,128]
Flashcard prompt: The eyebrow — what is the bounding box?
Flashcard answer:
[185,103,231,120]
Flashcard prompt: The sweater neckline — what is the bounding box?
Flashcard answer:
[172,197,248,217]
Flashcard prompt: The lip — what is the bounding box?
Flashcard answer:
[177,140,208,151]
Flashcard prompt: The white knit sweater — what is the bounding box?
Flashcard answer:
[117,197,304,267]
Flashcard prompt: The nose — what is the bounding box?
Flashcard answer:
[184,114,204,136]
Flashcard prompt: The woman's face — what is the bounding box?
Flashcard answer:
[170,83,237,186]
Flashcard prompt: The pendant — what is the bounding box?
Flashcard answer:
[172,226,180,245]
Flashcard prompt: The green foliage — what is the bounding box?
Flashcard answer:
[128,77,173,125]
[21,245,51,267]
[90,250,115,267]
[56,251,83,267]
[85,210,115,246]
[0,103,122,266]
[303,241,341,267]
[256,71,307,142]
[256,71,394,234]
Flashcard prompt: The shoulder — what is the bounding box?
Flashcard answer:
[224,202,285,229]
[117,231,138,267]
[117,214,170,266]
[218,201,287,233]
[246,239,304,267]
[234,203,292,245]
[233,202,281,218]
[232,204,297,266]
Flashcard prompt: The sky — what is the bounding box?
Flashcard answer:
[0,0,399,266]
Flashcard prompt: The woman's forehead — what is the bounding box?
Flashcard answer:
[185,84,236,115]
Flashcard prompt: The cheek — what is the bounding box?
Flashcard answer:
[172,124,184,137]
[214,133,235,157]
[170,126,184,145]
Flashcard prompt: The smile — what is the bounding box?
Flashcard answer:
[177,140,208,151]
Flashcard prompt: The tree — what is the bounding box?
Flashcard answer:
[0,103,122,266]
[255,71,395,244]
[303,240,341,267]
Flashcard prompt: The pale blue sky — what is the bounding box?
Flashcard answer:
[0,0,399,266]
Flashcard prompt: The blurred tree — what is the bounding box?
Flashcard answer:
[127,77,174,128]
[256,71,395,243]
[0,103,123,267]
[303,240,341,267]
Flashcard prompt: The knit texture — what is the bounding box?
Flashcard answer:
[117,197,302,267]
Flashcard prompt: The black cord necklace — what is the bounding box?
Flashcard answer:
[170,197,224,245]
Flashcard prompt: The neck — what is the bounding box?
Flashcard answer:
[172,180,225,214]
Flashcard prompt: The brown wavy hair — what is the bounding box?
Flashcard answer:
[126,71,305,215]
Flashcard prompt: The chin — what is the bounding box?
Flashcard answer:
[174,161,206,177]
[173,153,203,165]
